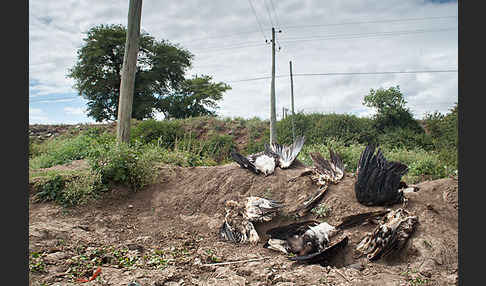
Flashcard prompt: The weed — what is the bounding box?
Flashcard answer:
[311,204,331,218]
[29,251,47,273]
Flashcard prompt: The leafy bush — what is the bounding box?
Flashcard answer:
[202,133,235,162]
[277,112,378,146]
[32,171,105,207]
[88,142,158,191]
[29,133,116,169]
[33,174,67,203]
[131,119,184,148]
[378,128,435,151]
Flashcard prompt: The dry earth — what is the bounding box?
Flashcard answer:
[29,162,458,286]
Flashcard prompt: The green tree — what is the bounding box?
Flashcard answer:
[67,24,193,122]
[363,86,423,132]
[157,75,231,119]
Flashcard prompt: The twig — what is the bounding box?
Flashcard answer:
[200,257,271,267]
[334,269,351,283]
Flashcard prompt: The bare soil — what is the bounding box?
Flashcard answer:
[29,162,458,286]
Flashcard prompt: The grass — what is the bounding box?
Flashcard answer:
[29,112,457,207]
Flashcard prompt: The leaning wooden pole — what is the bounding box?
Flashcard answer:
[116,0,143,144]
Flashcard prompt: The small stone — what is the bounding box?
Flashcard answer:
[128,204,134,209]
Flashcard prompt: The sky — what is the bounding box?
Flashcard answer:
[29,0,458,124]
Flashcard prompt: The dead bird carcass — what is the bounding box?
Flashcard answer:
[354,144,415,206]
[356,208,418,261]
[288,148,345,217]
[231,135,305,176]
[219,196,284,244]
[264,220,348,265]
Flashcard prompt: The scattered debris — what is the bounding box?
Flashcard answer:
[76,266,101,283]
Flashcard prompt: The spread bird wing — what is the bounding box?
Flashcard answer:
[335,210,390,230]
[268,135,305,168]
[356,208,417,261]
[266,220,320,240]
[355,145,408,206]
[245,197,284,222]
[289,235,348,264]
[310,149,344,183]
[231,150,260,174]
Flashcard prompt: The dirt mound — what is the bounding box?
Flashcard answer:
[29,163,458,285]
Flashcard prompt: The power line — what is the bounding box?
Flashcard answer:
[268,0,281,28]
[178,15,456,46]
[191,27,456,54]
[263,0,276,28]
[225,69,458,83]
[279,27,457,43]
[283,15,458,30]
[247,0,268,42]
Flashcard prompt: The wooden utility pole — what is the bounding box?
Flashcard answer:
[269,27,277,144]
[290,61,295,115]
[289,60,295,141]
[116,0,143,143]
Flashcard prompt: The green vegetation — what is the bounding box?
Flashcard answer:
[29,97,457,207]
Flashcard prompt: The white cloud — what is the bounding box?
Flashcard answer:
[29,0,458,123]
[29,108,49,123]
[64,106,86,116]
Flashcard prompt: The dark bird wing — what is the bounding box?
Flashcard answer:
[269,136,306,168]
[335,210,390,230]
[266,220,320,240]
[355,145,408,206]
[289,235,349,264]
[231,150,260,174]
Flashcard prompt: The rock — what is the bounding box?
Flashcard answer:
[347,262,365,271]
[45,251,70,263]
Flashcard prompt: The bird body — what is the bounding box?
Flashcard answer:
[265,221,338,256]
[219,196,284,244]
[356,208,418,261]
[231,136,305,176]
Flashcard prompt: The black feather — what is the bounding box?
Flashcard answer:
[289,236,348,264]
[355,144,408,206]
[266,221,320,240]
[231,150,260,174]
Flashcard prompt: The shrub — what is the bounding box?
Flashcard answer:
[131,119,184,148]
[32,171,105,207]
[378,128,435,151]
[33,174,67,203]
[88,142,158,191]
[277,112,378,146]
[202,133,235,162]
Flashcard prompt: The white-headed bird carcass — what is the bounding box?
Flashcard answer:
[355,144,411,206]
[219,196,284,244]
[231,136,305,176]
[264,220,348,265]
[356,208,418,261]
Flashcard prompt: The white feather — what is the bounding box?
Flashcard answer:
[254,154,276,175]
